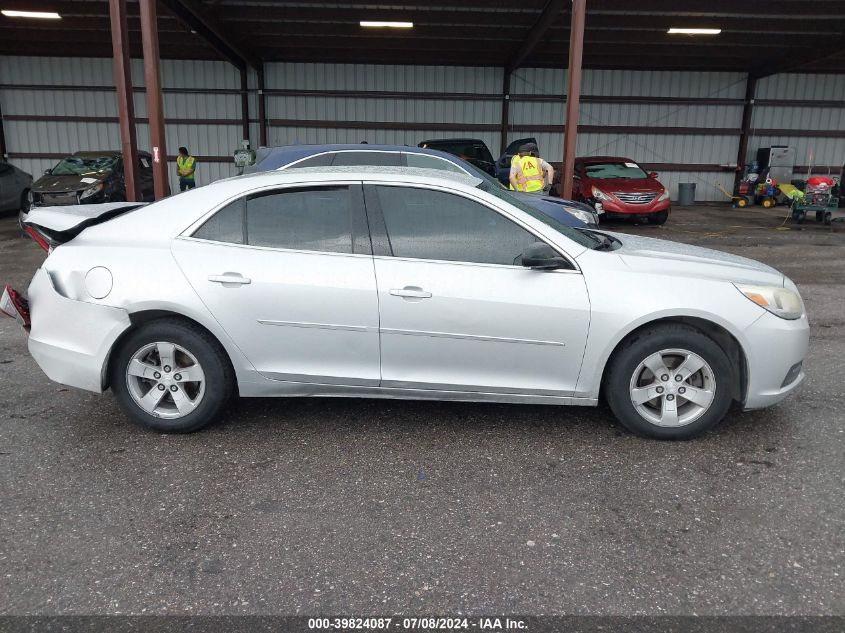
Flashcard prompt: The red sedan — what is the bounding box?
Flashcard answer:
[574,157,671,224]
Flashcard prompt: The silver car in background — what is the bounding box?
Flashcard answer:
[7,167,809,439]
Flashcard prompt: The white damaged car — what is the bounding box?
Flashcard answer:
[2,167,809,439]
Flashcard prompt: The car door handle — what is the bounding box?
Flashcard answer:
[208,274,251,285]
[389,286,432,299]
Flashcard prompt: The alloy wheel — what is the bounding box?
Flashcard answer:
[125,341,206,419]
[628,348,716,427]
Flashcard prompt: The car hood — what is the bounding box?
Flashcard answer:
[32,173,108,194]
[606,231,784,286]
[589,177,663,193]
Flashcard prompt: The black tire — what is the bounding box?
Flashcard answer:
[794,210,806,224]
[650,210,669,225]
[604,323,735,440]
[20,190,30,214]
[823,212,832,226]
[109,318,234,433]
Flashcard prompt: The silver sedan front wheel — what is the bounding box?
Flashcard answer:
[126,341,206,419]
[605,323,734,439]
[629,348,716,427]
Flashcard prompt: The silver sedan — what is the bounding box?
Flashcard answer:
[8,167,809,439]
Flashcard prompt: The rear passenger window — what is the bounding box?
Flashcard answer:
[246,187,353,253]
[331,152,400,167]
[193,199,245,244]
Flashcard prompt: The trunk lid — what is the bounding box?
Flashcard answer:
[23,202,145,248]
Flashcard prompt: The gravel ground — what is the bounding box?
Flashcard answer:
[0,204,843,616]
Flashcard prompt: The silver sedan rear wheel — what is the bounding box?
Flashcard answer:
[629,348,715,427]
[125,341,206,419]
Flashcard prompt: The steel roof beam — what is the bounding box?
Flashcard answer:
[159,0,262,70]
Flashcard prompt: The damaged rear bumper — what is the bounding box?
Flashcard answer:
[27,267,131,393]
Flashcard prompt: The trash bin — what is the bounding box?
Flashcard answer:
[678,182,696,206]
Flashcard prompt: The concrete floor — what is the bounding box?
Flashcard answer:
[0,204,843,615]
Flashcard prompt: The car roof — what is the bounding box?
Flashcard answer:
[577,156,637,163]
[250,143,476,172]
[69,150,151,158]
[238,165,482,188]
[419,138,486,144]
[72,150,121,157]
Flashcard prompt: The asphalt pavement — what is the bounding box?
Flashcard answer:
[0,204,843,615]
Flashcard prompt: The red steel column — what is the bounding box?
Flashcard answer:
[561,0,586,200]
[108,0,139,201]
[139,0,169,199]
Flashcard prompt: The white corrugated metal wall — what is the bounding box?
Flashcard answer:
[0,56,244,192]
[752,73,845,180]
[509,68,747,201]
[2,56,843,202]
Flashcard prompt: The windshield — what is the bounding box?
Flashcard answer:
[51,155,118,176]
[476,180,595,249]
[421,141,494,165]
[584,161,648,179]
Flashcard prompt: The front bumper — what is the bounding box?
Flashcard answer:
[27,267,131,393]
[594,197,671,216]
[742,310,810,409]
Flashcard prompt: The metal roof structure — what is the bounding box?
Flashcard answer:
[0,0,843,74]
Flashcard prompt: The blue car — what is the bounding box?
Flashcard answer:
[246,144,598,227]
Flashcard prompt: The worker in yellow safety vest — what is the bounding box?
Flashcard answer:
[509,143,554,194]
[176,146,197,191]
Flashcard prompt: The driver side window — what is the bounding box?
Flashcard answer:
[375,185,542,266]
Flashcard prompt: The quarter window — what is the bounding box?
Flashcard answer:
[404,153,466,174]
[192,199,245,244]
[375,186,540,266]
[287,154,333,169]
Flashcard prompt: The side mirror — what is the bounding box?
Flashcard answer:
[521,242,568,270]
[648,171,658,179]
[43,168,52,175]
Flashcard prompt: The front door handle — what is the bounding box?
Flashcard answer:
[208,273,251,285]
[389,286,432,299]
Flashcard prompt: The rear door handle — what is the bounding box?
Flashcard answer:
[208,273,251,285]
[389,286,432,299]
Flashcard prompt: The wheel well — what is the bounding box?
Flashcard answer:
[102,310,237,392]
[600,317,748,403]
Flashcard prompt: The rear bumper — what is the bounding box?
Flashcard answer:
[27,268,131,393]
[742,310,810,409]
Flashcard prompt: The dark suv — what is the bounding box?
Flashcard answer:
[419,137,544,190]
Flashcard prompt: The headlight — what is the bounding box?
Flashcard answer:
[591,186,610,201]
[568,208,598,226]
[657,188,670,201]
[79,182,104,200]
[734,283,804,320]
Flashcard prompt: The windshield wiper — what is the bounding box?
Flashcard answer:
[578,229,616,251]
